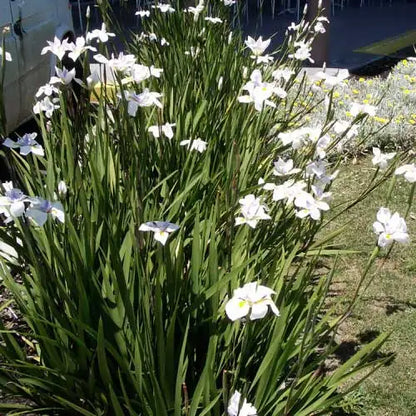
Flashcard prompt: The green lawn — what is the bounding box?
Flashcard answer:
[329,158,416,416]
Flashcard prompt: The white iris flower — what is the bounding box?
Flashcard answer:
[67,36,97,62]
[273,158,301,176]
[41,37,71,61]
[135,10,150,17]
[139,221,179,245]
[395,164,416,183]
[0,182,27,224]
[205,17,223,24]
[126,90,163,116]
[152,3,175,13]
[180,138,207,153]
[26,198,65,226]
[373,207,409,248]
[349,103,377,117]
[86,23,116,43]
[245,36,271,56]
[225,282,279,321]
[371,147,396,171]
[50,66,77,86]
[3,133,44,157]
[148,123,176,139]
[227,391,257,416]
[235,194,271,228]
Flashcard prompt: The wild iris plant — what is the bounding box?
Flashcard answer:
[0,1,413,415]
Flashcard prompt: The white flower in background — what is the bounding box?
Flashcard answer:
[3,133,44,157]
[255,55,274,65]
[225,282,279,321]
[58,181,67,197]
[227,391,257,416]
[371,147,396,170]
[152,3,175,13]
[349,102,377,117]
[235,194,271,228]
[26,198,65,226]
[94,52,137,73]
[135,10,150,17]
[184,46,201,58]
[50,66,76,85]
[333,120,359,139]
[0,182,27,224]
[287,21,301,31]
[305,160,337,186]
[223,0,236,5]
[373,207,409,248]
[148,122,176,139]
[131,64,163,83]
[395,164,416,183]
[272,67,295,82]
[33,96,60,118]
[263,179,306,205]
[314,21,326,33]
[126,89,163,116]
[317,16,330,23]
[316,69,349,87]
[180,138,207,153]
[238,69,285,111]
[278,127,311,149]
[289,41,314,63]
[273,158,301,176]
[187,0,205,21]
[35,83,59,98]
[295,192,329,220]
[41,36,71,61]
[161,37,170,46]
[0,47,12,62]
[139,221,179,245]
[315,134,332,159]
[312,184,332,203]
[67,36,97,61]
[205,16,223,24]
[218,76,224,90]
[86,23,115,43]
[245,36,271,56]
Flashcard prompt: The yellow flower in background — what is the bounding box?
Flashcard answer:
[353,89,359,94]
[359,77,365,83]
[363,99,369,104]
[333,91,340,98]
[373,116,388,124]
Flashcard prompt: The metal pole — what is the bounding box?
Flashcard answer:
[78,0,84,33]
[307,0,330,66]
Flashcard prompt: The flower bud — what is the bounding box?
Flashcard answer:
[86,6,90,18]
[58,181,67,197]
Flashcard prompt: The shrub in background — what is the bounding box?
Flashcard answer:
[306,57,416,154]
[0,2,413,415]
